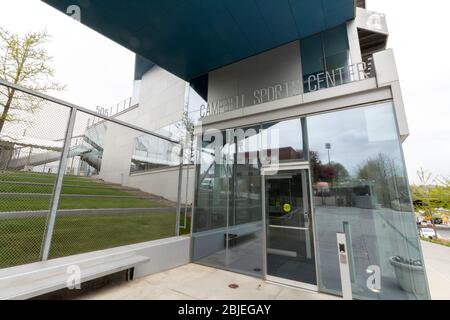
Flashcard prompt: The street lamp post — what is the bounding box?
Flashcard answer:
[325,143,331,166]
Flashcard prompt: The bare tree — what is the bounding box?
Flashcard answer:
[413,168,437,232]
[0,28,65,133]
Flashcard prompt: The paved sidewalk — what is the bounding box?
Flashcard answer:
[80,264,340,300]
[78,242,449,300]
[421,241,450,300]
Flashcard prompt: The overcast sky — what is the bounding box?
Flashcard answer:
[1,0,449,183]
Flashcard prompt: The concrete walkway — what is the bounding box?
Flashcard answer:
[77,242,450,300]
[421,241,450,300]
[79,264,340,300]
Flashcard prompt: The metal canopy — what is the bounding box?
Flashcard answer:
[42,0,355,81]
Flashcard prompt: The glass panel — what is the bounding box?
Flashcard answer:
[266,170,317,285]
[261,118,305,163]
[267,228,316,284]
[266,170,310,229]
[323,25,349,64]
[192,120,306,276]
[131,132,181,173]
[228,126,263,276]
[308,102,430,300]
[192,130,232,270]
[323,25,350,84]
[301,33,325,93]
[301,24,350,93]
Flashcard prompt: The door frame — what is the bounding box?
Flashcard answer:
[261,161,320,291]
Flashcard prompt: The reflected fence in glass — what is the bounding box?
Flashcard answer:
[0,80,187,269]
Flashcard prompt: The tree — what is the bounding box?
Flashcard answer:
[412,169,450,226]
[332,162,350,181]
[435,176,450,210]
[309,151,351,183]
[357,153,407,208]
[0,28,65,133]
[178,110,195,163]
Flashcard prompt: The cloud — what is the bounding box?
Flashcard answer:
[368,0,450,182]
[0,0,135,110]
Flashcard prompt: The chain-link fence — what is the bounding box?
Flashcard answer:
[0,80,188,269]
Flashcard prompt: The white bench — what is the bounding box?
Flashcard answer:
[0,252,149,300]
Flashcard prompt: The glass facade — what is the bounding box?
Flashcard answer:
[131,133,181,173]
[192,127,263,276]
[192,101,430,300]
[192,119,306,277]
[301,24,350,92]
[130,120,191,173]
[308,102,429,300]
[261,119,306,163]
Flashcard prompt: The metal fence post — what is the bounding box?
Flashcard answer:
[175,147,184,236]
[40,108,77,261]
[182,159,190,229]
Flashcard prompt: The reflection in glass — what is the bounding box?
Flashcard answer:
[267,172,308,229]
[308,102,430,300]
[261,118,305,163]
[71,118,107,176]
[192,119,305,277]
[192,127,264,276]
[130,134,181,173]
[229,126,263,276]
[192,130,233,270]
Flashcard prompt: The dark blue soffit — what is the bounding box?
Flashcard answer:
[134,55,155,81]
[42,0,355,81]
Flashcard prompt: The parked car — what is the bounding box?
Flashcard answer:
[419,228,438,239]
[424,215,443,225]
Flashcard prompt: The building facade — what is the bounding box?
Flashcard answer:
[188,5,429,299]
[42,0,430,300]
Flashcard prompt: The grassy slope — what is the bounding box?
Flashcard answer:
[0,171,168,211]
[0,197,167,212]
[0,183,130,196]
[0,171,190,269]
[0,213,190,268]
[0,172,102,184]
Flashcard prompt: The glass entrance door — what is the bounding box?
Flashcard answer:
[263,167,317,287]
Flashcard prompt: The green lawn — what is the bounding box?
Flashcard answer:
[0,196,168,212]
[0,212,190,268]
[0,213,191,268]
[0,171,169,211]
[0,183,130,196]
[0,171,103,184]
[0,171,191,269]
[0,176,102,186]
